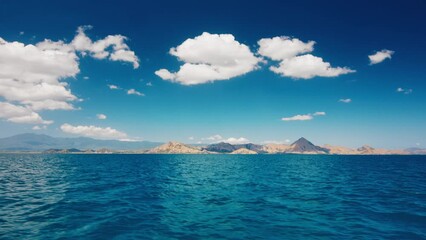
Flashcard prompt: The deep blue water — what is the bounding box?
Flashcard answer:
[0,154,425,239]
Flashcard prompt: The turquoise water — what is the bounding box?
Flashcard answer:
[0,154,425,239]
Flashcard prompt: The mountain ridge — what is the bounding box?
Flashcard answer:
[0,134,423,154]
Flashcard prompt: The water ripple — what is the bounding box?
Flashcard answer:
[0,154,425,239]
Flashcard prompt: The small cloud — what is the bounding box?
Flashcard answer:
[188,136,195,140]
[32,125,47,130]
[19,31,24,35]
[201,134,250,144]
[282,114,313,121]
[127,89,144,96]
[108,84,120,90]
[83,76,89,80]
[313,111,326,116]
[60,123,128,140]
[282,111,326,121]
[339,98,352,103]
[262,140,291,144]
[202,134,223,141]
[97,114,107,120]
[416,143,420,146]
[118,138,142,142]
[397,87,412,94]
[369,49,394,65]
[223,137,250,144]
[146,82,153,87]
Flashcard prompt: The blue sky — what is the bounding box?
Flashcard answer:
[0,0,425,148]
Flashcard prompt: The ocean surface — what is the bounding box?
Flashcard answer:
[0,154,425,239]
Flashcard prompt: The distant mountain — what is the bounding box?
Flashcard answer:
[323,144,357,154]
[404,148,426,155]
[261,143,291,153]
[1,134,423,155]
[203,142,236,153]
[234,143,265,153]
[230,148,257,154]
[0,133,162,151]
[147,141,207,154]
[203,142,265,153]
[286,137,329,154]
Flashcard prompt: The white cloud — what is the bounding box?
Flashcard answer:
[146,82,153,86]
[201,134,250,144]
[0,27,139,124]
[188,136,194,140]
[19,31,24,36]
[32,125,47,130]
[258,36,315,60]
[282,111,326,121]
[71,26,139,68]
[223,137,250,144]
[262,139,291,144]
[83,76,89,80]
[0,102,52,124]
[203,134,223,141]
[397,87,412,94]
[339,98,352,103]
[155,32,261,85]
[282,114,313,121]
[270,54,355,79]
[313,111,326,116]
[369,49,394,65]
[97,114,107,120]
[0,37,79,111]
[108,84,120,90]
[258,36,354,79]
[127,89,144,96]
[155,69,175,80]
[60,123,127,140]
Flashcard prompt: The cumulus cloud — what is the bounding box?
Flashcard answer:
[0,102,53,124]
[258,36,354,79]
[155,32,261,85]
[146,82,153,87]
[223,137,250,144]
[60,123,127,140]
[258,36,315,60]
[127,89,144,96]
[97,114,107,120]
[0,37,78,111]
[270,54,355,79]
[0,27,139,125]
[282,111,326,121]
[339,98,352,103]
[397,87,412,94]
[71,26,139,68]
[369,49,394,65]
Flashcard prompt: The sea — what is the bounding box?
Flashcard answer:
[0,154,425,239]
